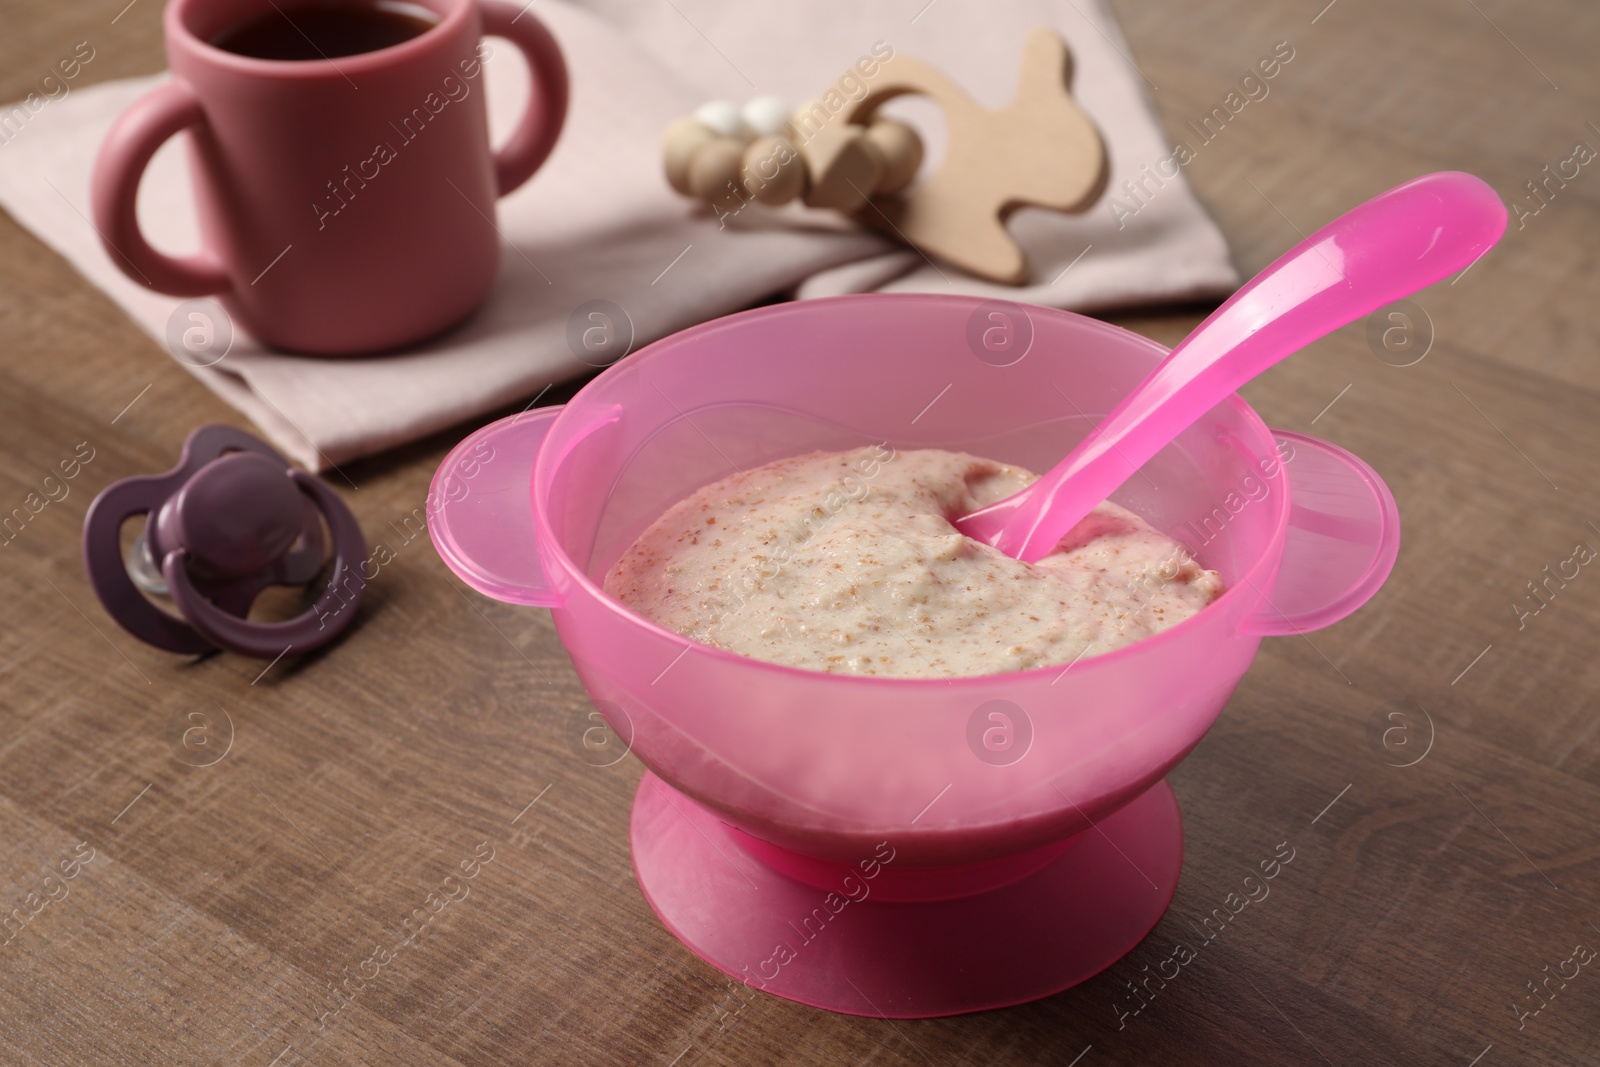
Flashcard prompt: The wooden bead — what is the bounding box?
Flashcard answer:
[693,99,747,140]
[863,119,923,194]
[799,124,882,212]
[686,136,747,205]
[741,95,793,138]
[857,136,889,189]
[741,136,807,205]
[663,116,717,196]
[790,98,831,143]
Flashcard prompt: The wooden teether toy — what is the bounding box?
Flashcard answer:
[659,29,1106,284]
[662,94,923,218]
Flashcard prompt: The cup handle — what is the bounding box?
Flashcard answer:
[90,79,231,296]
[476,0,570,197]
[429,407,567,607]
[1239,430,1401,636]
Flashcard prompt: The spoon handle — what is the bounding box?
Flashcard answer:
[957,171,1507,562]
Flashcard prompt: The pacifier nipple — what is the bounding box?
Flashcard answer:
[126,534,168,596]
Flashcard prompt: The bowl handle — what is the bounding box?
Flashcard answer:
[1239,430,1401,636]
[428,407,567,607]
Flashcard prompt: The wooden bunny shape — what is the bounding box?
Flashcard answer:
[838,28,1107,284]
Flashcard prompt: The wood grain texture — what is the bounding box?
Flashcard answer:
[1,0,1597,1064]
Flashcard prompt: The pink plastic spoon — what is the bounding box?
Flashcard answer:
[955,171,1508,562]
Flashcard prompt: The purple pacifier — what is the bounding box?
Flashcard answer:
[83,424,366,658]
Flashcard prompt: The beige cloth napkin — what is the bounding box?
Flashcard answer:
[0,0,1237,472]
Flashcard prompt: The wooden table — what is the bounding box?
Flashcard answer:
[3,1,1597,1063]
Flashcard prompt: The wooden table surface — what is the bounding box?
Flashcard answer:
[3,1,1598,1064]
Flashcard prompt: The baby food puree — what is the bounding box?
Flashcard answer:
[604,446,1223,679]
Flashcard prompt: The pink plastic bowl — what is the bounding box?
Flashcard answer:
[429,293,1399,1016]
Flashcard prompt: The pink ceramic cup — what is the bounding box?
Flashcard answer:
[91,0,568,355]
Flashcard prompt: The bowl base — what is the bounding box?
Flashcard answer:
[629,772,1184,1018]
